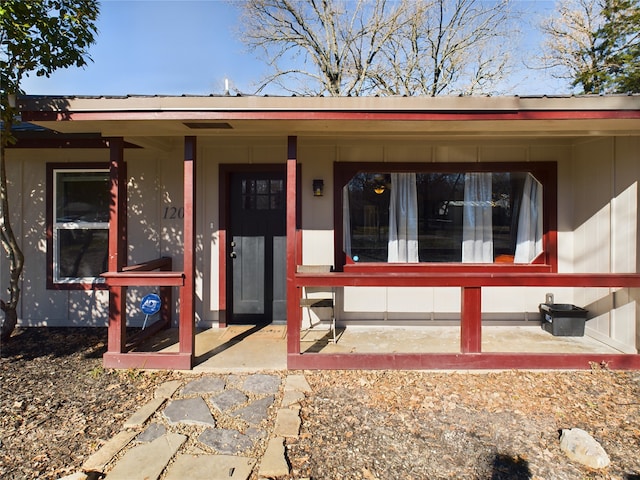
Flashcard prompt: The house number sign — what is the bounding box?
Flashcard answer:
[163,206,184,219]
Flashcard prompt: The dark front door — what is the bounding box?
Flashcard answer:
[227,171,286,324]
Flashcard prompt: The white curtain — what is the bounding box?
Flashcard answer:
[462,172,493,263]
[342,186,352,259]
[514,174,543,263]
[388,173,419,262]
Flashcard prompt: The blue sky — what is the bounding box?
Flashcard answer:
[20,0,568,97]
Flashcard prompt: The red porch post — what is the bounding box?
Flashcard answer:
[286,136,300,357]
[107,137,127,355]
[180,136,196,365]
[461,286,482,353]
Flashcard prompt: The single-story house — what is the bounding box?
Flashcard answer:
[7,94,640,370]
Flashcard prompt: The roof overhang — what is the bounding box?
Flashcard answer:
[18,94,640,140]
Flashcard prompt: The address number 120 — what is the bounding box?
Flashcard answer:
[163,206,184,219]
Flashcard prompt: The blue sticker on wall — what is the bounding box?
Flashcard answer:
[140,293,161,315]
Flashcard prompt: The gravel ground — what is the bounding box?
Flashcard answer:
[1,327,640,480]
[286,370,640,480]
[0,328,177,480]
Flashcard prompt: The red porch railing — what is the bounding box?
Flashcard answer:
[284,136,640,370]
[102,135,196,370]
[101,257,189,369]
[289,272,640,370]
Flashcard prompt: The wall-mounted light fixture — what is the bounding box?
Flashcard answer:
[313,179,324,196]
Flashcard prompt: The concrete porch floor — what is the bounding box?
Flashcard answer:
[136,324,622,372]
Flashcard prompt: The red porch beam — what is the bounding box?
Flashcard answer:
[180,136,197,367]
[122,257,173,271]
[103,352,192,370]
[107,137,127,355]
[286,136,300,356]
[294,272,640,288]
[288,352,640,370]
[461,286,482,353]
[101,271,185,287]
[107,289,125,355]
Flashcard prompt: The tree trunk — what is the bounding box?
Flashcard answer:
[0,135,25,342]
[0,304,17,342]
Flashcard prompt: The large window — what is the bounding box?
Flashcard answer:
[337,162,556,270]
[48,164,110,287]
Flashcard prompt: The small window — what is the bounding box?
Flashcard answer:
[241,178,284,210]
[48,166,110,286]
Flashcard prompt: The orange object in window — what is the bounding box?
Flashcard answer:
[495,254,515,263]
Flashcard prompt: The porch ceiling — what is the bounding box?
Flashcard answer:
[19,94,640,141]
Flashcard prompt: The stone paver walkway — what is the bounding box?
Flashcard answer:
[61,373,310,480]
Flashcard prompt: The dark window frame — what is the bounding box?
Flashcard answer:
[46,162,110,290]
[333,161,557,273]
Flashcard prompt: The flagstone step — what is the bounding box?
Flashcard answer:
[163,454,256,480]
[104,433,187,480]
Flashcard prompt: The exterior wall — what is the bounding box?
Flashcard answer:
[5,134,639,353]
[299,137,578,324]
[7,148,112,327]
[6,143,186,328]
[126,139,183,326]
[570,137,639,353]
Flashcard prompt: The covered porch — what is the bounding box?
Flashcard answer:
[96,135,640,371]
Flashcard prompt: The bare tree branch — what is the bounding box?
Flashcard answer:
[240,0,516,96]
[387,0,514,96]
